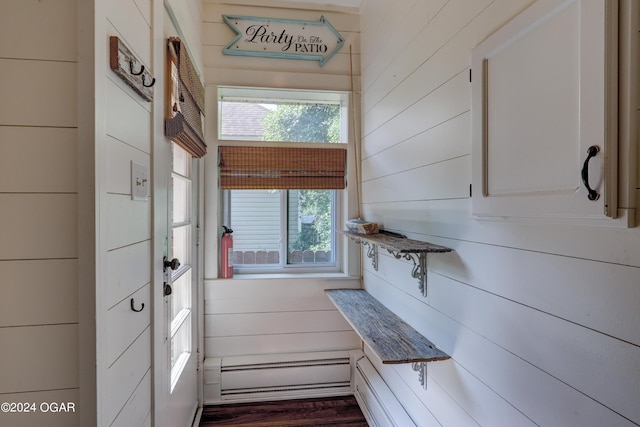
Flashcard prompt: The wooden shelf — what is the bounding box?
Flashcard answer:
[342,230,453,296]
[342,230,452,254]
[325,288,450,388]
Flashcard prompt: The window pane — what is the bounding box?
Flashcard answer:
[171,269,191,327]
[170,310,191,391]
[260,103,341,143]
[219,91,345,143]
[172,224,191,268]
[172,143,190,177]
[230,190,282,266]
[287,190,334,264]
[170,269,191,391]
[172,175,190,224]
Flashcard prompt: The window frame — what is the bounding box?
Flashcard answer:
[218,86,349,144]
[222,189,341,274]
[217,86,351,275]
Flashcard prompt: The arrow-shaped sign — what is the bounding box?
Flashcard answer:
[222,15,345,66]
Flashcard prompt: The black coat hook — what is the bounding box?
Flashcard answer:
[142,75,156,88]
[130,298,145,312]
[130,61,145,76]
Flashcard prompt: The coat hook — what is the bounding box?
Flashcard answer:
[130,298,144,312]
[142,75,156,88]
[130,61,145,76]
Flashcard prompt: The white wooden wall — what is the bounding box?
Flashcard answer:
[0,1,80,426]
[95,0,155,425]
[202,1,362,387]
[359,0,640,426]
[204,277,360,359]
[1,0,203,425]
[95,0,203,425]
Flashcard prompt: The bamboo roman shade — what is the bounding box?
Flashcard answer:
[165,37,207,158]
[218,146,347,190]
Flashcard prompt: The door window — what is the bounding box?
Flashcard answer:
[169,143,194,391]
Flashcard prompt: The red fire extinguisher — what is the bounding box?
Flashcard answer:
[221,226,234,278]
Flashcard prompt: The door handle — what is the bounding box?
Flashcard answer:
[581,145,600,201]
[163,256,181,272]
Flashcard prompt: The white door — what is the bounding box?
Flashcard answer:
[165,142,199,426]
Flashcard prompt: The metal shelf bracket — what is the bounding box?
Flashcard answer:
[412,362,428,389]
[343,230,451,298]
[364,242,378,271]
[389,250,428,296]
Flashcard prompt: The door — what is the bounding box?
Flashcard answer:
[166,142,199,426]
[471,0,622,224]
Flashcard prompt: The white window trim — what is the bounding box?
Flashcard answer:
[222,189,343,275]
[218,86,354,276]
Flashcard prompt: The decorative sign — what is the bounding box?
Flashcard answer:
[222,15,344,66]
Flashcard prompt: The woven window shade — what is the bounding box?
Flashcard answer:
[165,37,207,158]
[219,146,347,190]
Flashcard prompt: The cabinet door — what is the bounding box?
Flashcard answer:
[471,0,623,224]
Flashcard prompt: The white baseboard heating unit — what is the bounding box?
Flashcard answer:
[355,356,416,427]
[204,351,358,403]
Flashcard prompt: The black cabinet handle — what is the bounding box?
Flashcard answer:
[581,145,600,201]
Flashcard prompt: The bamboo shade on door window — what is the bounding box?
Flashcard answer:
[218,146,346,189]
[165,37,207,158]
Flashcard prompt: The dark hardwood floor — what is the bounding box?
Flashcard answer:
[199,395,369,426]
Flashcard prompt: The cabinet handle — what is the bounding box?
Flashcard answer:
[581,145,600,201]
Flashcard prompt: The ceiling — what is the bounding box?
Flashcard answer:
[213,0,364,12]
[276,0,363,8]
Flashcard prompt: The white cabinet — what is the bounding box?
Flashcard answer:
[471,0,634,226]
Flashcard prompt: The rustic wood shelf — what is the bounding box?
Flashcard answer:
[342,230,452,296]
[325,288,450,388]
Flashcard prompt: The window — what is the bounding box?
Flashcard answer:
[219,87,348,144]
[218,87,349,273]
[228,189,336,269]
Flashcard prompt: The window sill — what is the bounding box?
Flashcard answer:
[227,272,356,280]
[206,273,361,288]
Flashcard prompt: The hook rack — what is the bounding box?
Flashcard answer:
[110,36,154,101]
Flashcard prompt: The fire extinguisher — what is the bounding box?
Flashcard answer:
[221,226,234,278]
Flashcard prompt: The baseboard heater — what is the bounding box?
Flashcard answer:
[355,356,416,427]
[204,351,356,403]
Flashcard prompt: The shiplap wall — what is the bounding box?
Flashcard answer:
[0,1,80,426]
[98,0,204,425]
[201,2,362,397]
[1,0,201,425]
[204,277,360,359]
[359,0,640,426]
[97,0,154,425]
